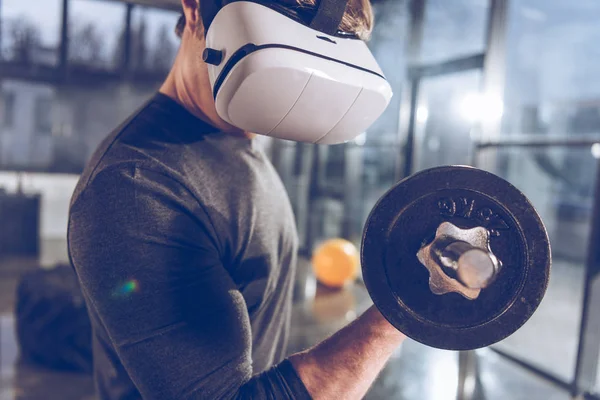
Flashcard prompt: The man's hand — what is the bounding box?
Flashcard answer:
[289,305,405,399]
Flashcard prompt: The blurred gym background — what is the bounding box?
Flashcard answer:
[0,0,599,399]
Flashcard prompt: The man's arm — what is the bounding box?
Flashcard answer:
[69,165,403,400]
[289,306,404,399]
[69,165,312,400]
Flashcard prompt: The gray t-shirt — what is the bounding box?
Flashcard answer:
[68,93,311,399]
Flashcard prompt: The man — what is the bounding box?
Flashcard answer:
[68,0,405,398]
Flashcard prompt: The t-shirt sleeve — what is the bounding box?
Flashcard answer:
[68,165,311,400]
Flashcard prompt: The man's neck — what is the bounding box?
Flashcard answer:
[159,60,255,140]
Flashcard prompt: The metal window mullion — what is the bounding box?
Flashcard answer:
[122,4,134,73]
[402,78,420,177]
[0,0,3,62]
[408,54,485,79]
[574,159,600,395]
[396,0,425,181]
[474,0,509,170]
[59,0,69,76]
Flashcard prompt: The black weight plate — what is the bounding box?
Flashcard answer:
[361,166,551,350]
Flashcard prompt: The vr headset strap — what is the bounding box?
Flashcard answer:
[201,0,349,36]
[309,0,349,35]
[200,0,222,32]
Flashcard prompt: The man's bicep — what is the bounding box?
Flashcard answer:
[68,167,253,400]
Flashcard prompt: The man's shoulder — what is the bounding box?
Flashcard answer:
[75,109,152,190]
[83,96,220,179]
[72,103,199,206]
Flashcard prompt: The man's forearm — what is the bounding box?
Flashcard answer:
[288,305,405,399]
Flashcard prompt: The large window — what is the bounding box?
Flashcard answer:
[492,0,600,385]
[488,146,594,382]
[69,0,126,70]
[401,0,600,392]
[130,7,180,73]
[0,1,178,175]
[414,70,484,171]
[502,0,600,137]
[282,0,409,253]
[1,0,62,65]
[420,0,490,64]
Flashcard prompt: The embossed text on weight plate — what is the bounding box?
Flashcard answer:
[438,197,510,236]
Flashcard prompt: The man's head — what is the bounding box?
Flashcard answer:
[175,0,374,40]
[160,0,380,138]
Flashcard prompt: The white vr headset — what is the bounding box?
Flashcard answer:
[200,0,393,144]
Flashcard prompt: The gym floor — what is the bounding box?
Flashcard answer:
[0,240,575,400]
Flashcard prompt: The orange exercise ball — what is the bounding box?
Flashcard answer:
[312,238,360,288]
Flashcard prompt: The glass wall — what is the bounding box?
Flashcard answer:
[131,7,180,74]
[502,0,600,136]
[69,0,126,70]
[279,0,600,394]
[0,79,160,173]
[414,70,484,170]
[420,0,489,63]
[486,146,594,381]
[0,1,177,175]
[0,1,173,255]
[489,0,600,385]
[280,0,409,254]
[1,0,62,64]
[397,0,600,391]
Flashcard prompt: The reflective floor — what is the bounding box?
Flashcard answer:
[0,240,575,400]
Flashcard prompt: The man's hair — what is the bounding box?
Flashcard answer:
[175,0,374,40]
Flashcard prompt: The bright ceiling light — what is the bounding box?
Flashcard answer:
[591,143,600,159]
[417,106,429,124]
[459,93,504,124]
[354,132,367,146]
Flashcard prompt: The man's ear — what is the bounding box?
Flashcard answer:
[181,0,203,35]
